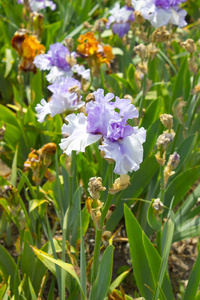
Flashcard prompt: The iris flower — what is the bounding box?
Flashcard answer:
[60,89,146,175]
[131,0,187,27]
[17,0,56,12]
[35,77,84,122]
[11,31,45,72]
[106,3,135,38]
[34,42,90,83]
[76,32,114,76]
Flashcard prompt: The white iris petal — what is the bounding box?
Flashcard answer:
[59,113,102,156]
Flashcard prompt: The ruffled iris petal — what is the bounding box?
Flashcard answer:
[59,113,102,156]
[99,133,145,175]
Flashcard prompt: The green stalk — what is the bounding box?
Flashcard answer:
[157,165,165,256]
[139,73,147,121]
[91,228,102,284]
[91,164,114,283]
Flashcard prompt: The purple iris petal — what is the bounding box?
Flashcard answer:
[48,43,71,71]
[86,89,138,143]
[112,22,130,38]
[107,3,134,38]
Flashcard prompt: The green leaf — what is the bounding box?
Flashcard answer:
[143,119,160,159]
[47,277,55,300]
[3,123,21,150]
[173,216,200,242]
[183,249,200,300]
[175,184,200,228]
[171,57,190,105]
[80,205,86,299]
[4,49,14,77]
[106,156,159,232]
[174,134,197,173]
[147,199,162,231]
[153,218,174,300]
[0,244,16,291]
[124,205,173,300]
[164,165,200,209]
[0,285,6,299]
[28,277,37,300]
[125,205,155,299]
[0,104,19,128]
[29,199,48,213]
[127,64,136,90]
[89,245,114,300]
[108,269,130,295]
[31,246,86,300]
[10,145,18,187]
[140,98,162,129]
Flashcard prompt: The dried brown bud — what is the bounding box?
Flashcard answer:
[191,83,200,95]
[180,39,196,54]
[137,61,148,74]
[176,98,186,124]
[83,21,92,29]
[68,85,81,100]
[156,131,175,151]
[134,44,147,60]
[164,152,180,186]
[88,177,106,200]
[152,27,170,43]
[64,37,74,53]
[109,174,130,194]
[38,142,57,156]
[155,152,166,166]
[134,11,145,25]
[152,198,164,215]
[147,42,159,60]
[124,94,134,102]
[65,55,77,67]
[160,114,173,130]
[86,93,95,103]
[135,26,148,43]
[100,150,115,164]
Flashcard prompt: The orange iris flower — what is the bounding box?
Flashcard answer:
[11,31,45,73]
[77,32,114,76]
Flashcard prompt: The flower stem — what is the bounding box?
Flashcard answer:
[157,165,165,256]
[91,164,114,283]
[139,73,147,121]
[91,228,102,283]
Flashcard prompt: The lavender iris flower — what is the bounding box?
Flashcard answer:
[34,43,73,83]
[17,0,56,12]
[106,3,135,38]
[35,77,84,122]
[60,89,146,175]
[132,0,187,27]
[34,42,90,83]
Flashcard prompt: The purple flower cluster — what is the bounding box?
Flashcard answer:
[17,0,56,12]
[106,3,135,38]
[60,89,146,175]
[132,0,187,27]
